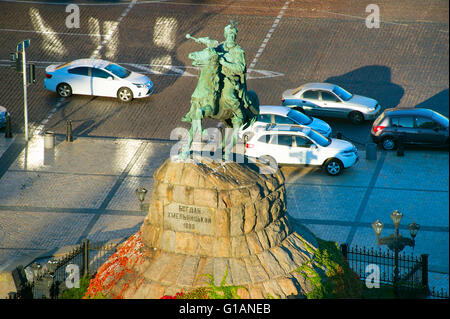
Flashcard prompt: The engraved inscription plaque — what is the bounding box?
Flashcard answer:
[164,203,214,235]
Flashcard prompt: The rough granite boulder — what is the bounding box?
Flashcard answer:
[84,158,362,299]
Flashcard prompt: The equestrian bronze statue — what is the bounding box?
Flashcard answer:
[180,20,260,160]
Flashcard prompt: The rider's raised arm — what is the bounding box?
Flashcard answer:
[186,34,219,48]
[200,37,219,48]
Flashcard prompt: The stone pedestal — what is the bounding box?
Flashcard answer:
[85,158,360,299]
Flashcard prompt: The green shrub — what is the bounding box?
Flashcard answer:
[60,276,91,299]
[174,268,245,299]
[60,276,109,299]
[295,238,364,299]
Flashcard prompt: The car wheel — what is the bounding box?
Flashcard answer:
[381,136,396,150]
[324,158,343,176]
[348,111,364,124]
[117,87,133,102]
[258,155,278,174]
[56,83,72,98]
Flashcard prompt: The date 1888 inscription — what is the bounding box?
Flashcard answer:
[164,203,214,235]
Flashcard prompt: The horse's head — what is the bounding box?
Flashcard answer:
[189,48,219,67]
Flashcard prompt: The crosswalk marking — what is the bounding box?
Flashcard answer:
[0,60,284,79]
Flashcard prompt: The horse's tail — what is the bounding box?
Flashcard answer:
[246,90,260,115]
[239,90,260,130]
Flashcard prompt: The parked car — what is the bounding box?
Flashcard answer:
[245,124,358,175]
[371,108,449,150]
[0,106,9,129]
[239,105,332,139]
[281,82,381,124]
[44,59,154,102]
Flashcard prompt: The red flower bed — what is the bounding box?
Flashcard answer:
[161,292,184,299]
[84,231,146,299]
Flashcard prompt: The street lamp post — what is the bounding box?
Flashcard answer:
[135,187,148,211]
[371,210,420,297]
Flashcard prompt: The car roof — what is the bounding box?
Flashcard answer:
[258,123,311,135]
[383,107,437,117]
[259,105,291,116]
[66,58,110,69]
[301,82,336,91]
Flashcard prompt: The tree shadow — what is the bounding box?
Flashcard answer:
[414,89,449,117]
[325,65,404,110]
[128,8,229,96]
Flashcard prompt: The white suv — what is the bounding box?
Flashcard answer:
[245,124,358,175]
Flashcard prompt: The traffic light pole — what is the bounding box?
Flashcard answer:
[10,40,33,141]
[22,45,29,141]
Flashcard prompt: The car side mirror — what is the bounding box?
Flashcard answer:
[107,76,113,80]
[310,144,317,149]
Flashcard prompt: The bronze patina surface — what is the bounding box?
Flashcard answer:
[181,20,260,160]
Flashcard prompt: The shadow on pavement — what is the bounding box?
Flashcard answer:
[415,89,449,117]
[325,65,404,110]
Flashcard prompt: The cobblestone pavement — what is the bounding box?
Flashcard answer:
[0,0,447,144]
[0,0,448,296]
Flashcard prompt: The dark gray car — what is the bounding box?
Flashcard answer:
[371,108,449,150]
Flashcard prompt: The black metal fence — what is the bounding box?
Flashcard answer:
[429,287,449,299]
[340,244,448,299]
[11,239,117,299]
[11,241,448,299]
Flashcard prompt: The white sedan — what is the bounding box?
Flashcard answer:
[239,105,332,139]
[44,59,153,102]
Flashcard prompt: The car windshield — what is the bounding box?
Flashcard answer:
[432,111,449,127]
[105,63,131,78]
[332,86,353,101]
[306,128,331,146]
[287,110,313,125]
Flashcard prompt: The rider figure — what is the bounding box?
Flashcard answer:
[215,20,252,159]
[216,20,251,117]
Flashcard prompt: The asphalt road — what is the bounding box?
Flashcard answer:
[0,0,448,146]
